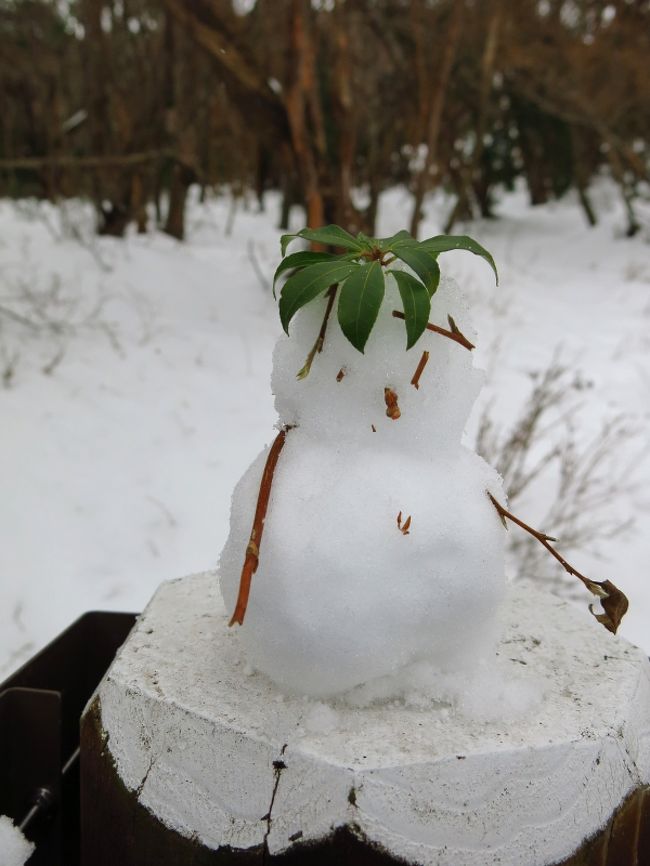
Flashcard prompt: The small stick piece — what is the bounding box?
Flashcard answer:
[487,492,629,634]
[371,424,377,432]
[411,350,430,389]
[384,387,401,420]
[397,511,412,535]
[229,426,292,626]
[392,310,475,351]
[336,367,346,382]
[297,286,337,379]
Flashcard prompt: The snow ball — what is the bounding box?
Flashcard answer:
[0,815,34,866]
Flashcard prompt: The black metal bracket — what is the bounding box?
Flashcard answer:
[0,610,137,865]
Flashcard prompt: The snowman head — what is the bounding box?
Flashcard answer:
[272,226,497,452]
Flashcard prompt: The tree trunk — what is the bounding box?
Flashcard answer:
[164,162,194,240]
[284,0,325,230]
[604,137,640,237]
[570,129,597,228]
[410,0,464,237]
[445,0,503,233]
[131,172,148,234]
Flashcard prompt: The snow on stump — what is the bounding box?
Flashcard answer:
[81,572,650,866]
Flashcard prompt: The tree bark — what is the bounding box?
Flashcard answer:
[409,0,464,237]
[445,0,503,233]
[570,128,597,228]
[164,162,194,240]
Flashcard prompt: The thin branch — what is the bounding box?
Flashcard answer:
[229,426,294,627]
[0,304,39,330]
[165,0,280,104]
[296,286,337,379]
[392,310,475,351]
[487,492,629,634]
[411,350,430,389]
[0,150,172,170]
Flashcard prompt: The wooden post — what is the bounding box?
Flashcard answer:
[81,573,650,865]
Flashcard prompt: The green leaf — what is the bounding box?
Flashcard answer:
[280,232,298,257]
[273,251,338,297]
[420,235,498,284]
[337,261,385,353]
[390,240,441,296]
[390,270,432,349]
[356,231,375,248]
[279,260,359,334]
[378,229,413,250]
[281,225,364,256]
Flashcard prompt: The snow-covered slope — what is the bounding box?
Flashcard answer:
[1,184,648,676]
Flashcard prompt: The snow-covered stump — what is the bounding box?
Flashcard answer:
[81,572,650,866]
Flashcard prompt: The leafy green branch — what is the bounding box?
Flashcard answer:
[274,224,496,375]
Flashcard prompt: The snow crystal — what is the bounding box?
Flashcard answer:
[0,816,34,866]
[219,275,508,699]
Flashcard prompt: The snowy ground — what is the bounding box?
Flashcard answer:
[1,182,649,677]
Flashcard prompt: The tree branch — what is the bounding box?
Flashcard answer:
[229,426,293,627]
[165,0,279,104]
[487,492,629,634]
[392,310,475,351]
[0,150,172,170]
[410,350,430,389]
[296,286,337,379]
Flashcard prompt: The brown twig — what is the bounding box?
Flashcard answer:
[336,367,346,382]
[0,150,172,169]
[392,310,475,351]
[397,511,412,535]
[487,492,629,634]
[296,286,337,379]
[384,387,401,420]
[229,426,293,627]
[411,350,430,389]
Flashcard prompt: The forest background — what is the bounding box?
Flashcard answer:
[1,0,649,674]
[1,0,648,242]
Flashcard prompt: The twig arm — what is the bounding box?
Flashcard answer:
[487,492,629,634]
[229,426,293,627]
[392,310,475,351]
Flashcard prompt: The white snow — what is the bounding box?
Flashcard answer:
[344,653,544,719]
[303,701,340,733]
[1,182,649,679]
[0,816,34,866]
[219,275,508,696]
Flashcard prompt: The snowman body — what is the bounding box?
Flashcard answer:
[219,276,507,698]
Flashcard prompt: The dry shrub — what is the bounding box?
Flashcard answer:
[475,358,640,597]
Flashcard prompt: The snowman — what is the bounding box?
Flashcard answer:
[218,227,515,698]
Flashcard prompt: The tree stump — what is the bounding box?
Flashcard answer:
[81,572,650,865]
